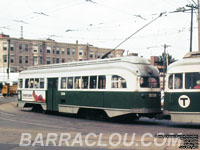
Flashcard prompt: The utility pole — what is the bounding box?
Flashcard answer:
[186,4,194,52]
[198,0,200,51]
[7,39,10,96]
[162,44,171,90]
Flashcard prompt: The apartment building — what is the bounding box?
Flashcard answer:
[0,34,124,73]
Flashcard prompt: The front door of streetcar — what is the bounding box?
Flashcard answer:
[47,78,58,111]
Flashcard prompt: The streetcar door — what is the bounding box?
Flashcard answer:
[47,78,58,111]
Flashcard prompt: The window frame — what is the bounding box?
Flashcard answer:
[185,72,200,90]
[111,75,127,89]
[23,78,46,90]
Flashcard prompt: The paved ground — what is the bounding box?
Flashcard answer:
[0,97,200,150]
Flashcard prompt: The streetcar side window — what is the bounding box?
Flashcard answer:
[67,77,73,89]
[82,76,89,89]
[40,78,44,88]
[61,77,67,89]
[29,78,34,88]
[90,76,97,89]
[140,77,159,88]
[185,72,200,89]
[34,78,39,88]
[174,74,182,89]
[111,75,127,88]
[98,75,106,89]
[168,74,173,89]
[25,79,29,88]
[18,79,23,88]
[74,77,81,89]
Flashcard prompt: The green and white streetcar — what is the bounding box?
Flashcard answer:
[164,51,200,123]
[17,56,161,119]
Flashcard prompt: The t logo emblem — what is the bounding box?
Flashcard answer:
[178,95,190,108]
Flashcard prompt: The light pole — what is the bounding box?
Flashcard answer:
[7,39,10,96]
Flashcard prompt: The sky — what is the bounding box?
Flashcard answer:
[0,0,199,60]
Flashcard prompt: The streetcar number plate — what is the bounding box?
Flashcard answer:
[149,93,157,97]
[61,92,66,96]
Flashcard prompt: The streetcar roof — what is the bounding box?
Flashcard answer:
[26,56,150,70]
[167,53,200,73]
[19,56,159,78]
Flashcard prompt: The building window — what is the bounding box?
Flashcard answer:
[56,58,59,63]
[111,75,127,88]
[90,76,97,89]
[40,45,43,53]
[47,49,51,53]
[56,48,60,54]
[25,44,29,51]
[46,61,51,64]
[62,48,65,54]
[67,48,70,55]
[33,56,38,65]
[40,56,43,64]
[72,48,76,56]
[11,56,14,63]
[3,42,7,50]
[19,56,22,64]
[79,49,83,56]
[90,52,93,58]
[25,56,29,64]
[53,58,55,64]
[3,55,7,63]
[46,47,51,53]
[10,44,14,51]
[97,53,101,58]
[98,75,106,89]
[33,45,38,53]
[19,44,22,51]
[185,72,200,89]
[62,58,65,63]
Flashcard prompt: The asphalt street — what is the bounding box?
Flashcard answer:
[0,96,199,150]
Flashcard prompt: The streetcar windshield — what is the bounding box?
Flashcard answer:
[140,77,160,88]
[185,72,200,89]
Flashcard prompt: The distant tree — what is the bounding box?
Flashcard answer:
[159,52,176,66]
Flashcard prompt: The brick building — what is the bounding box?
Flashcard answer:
[0,34,124,73]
